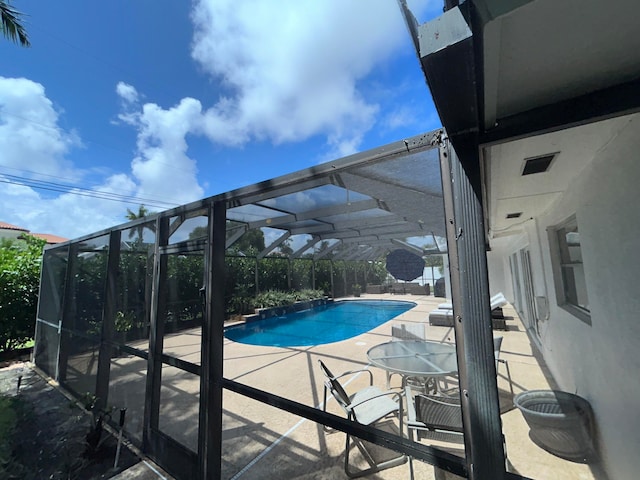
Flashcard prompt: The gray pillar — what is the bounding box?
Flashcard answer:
[441,139,506,480]
[144,217,169,447]
[199,201,227,478]
[58,243,79,383]
[255,258,259,295]
[312,260,316,290]
[330,261,335,298]
[95,230,121,412]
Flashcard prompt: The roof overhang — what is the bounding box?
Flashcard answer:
[400,0,640,240]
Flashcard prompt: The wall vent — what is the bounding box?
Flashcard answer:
[506,212,522,219]
[522,153,556,175]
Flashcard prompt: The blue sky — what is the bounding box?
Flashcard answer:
[0,0,442,239]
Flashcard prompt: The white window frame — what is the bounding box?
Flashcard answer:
[548,215,591,325]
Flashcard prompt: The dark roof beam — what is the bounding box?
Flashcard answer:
[225,225,248,249]
[289,224,337,236]
[292,236,320,259]
[341,172,442,207]
[344,246,374,261]
[246,212,297,230]
[227,176,334,208]
[295,198,382,222]
[331,243,361,260]
[245,198,380,230]
[313,240,342,260]
[257,231,291,260]
[480,76,640,146]
[390,238,426,256]
[329,215,413,231]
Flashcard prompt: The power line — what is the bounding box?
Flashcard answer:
[0,174,180,209]
[0,165,100,187]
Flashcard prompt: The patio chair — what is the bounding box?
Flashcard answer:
[435,336,513,397]
[405,387,464,443]
[392,323,426,341]
[405,386,464,479]
[386,323,427,389]
[493,336,514,396]
[318,360,407,478]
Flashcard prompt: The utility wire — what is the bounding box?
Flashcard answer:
[0,175,180,209]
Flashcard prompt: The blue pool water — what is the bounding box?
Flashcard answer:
[225,299,416,347]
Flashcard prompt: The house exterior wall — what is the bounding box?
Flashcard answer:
[0,228,26,241]
[491,115,640,479]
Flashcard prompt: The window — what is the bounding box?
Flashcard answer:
[549,216,591,324]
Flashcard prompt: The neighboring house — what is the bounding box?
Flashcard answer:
[0,221,67,244]
[0,221,29,241]
[30,233,69,245]
[400,1,640,478]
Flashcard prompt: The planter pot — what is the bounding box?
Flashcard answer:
[514,390,595,462]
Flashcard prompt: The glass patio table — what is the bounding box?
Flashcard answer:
[367,340,458,391]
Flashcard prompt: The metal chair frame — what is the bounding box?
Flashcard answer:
[319,360,407,478]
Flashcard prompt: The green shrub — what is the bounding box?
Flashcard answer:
[253,289,325,310]
[254,290,295,309]
[293,289,325,302]
[0,235,46,352]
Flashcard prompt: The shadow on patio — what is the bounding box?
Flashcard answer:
[97,295,608,479]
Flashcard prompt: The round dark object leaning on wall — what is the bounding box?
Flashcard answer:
[514,390,596,463]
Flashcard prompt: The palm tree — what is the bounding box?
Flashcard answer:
[126,204,150,221]
[1,1,30,47]
[424,254,444,286]
[126,205,151,243]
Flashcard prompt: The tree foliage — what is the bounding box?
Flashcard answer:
[1,1,30,47]
[125,204,151,221]
[0,235,45,351]
[233,229,265,255]
[424,254,444,282]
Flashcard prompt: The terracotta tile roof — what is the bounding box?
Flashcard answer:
[31,233,68,244]
[1,221,67,244]
[0,221,29,232]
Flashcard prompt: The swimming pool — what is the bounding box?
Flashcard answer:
[225,299,416,347]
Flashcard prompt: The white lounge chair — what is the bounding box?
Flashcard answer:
[430,293,508,328]
[437,292,508,311]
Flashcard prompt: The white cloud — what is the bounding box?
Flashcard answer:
[381,106,419,132]
[0,76,80,179]
[0,173,139,239]
[116,82,139,105]
[190,0,414,154]
[0,1,440,239]
[0,77,205,239]
[122,96,206,206]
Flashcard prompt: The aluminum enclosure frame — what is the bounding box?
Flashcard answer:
[33,128,525,479]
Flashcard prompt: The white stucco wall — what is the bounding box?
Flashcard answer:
[493,115,640,479]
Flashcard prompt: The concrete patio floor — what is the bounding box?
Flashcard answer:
[105,294,606,479]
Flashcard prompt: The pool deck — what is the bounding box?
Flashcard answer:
[94,294,608,479]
